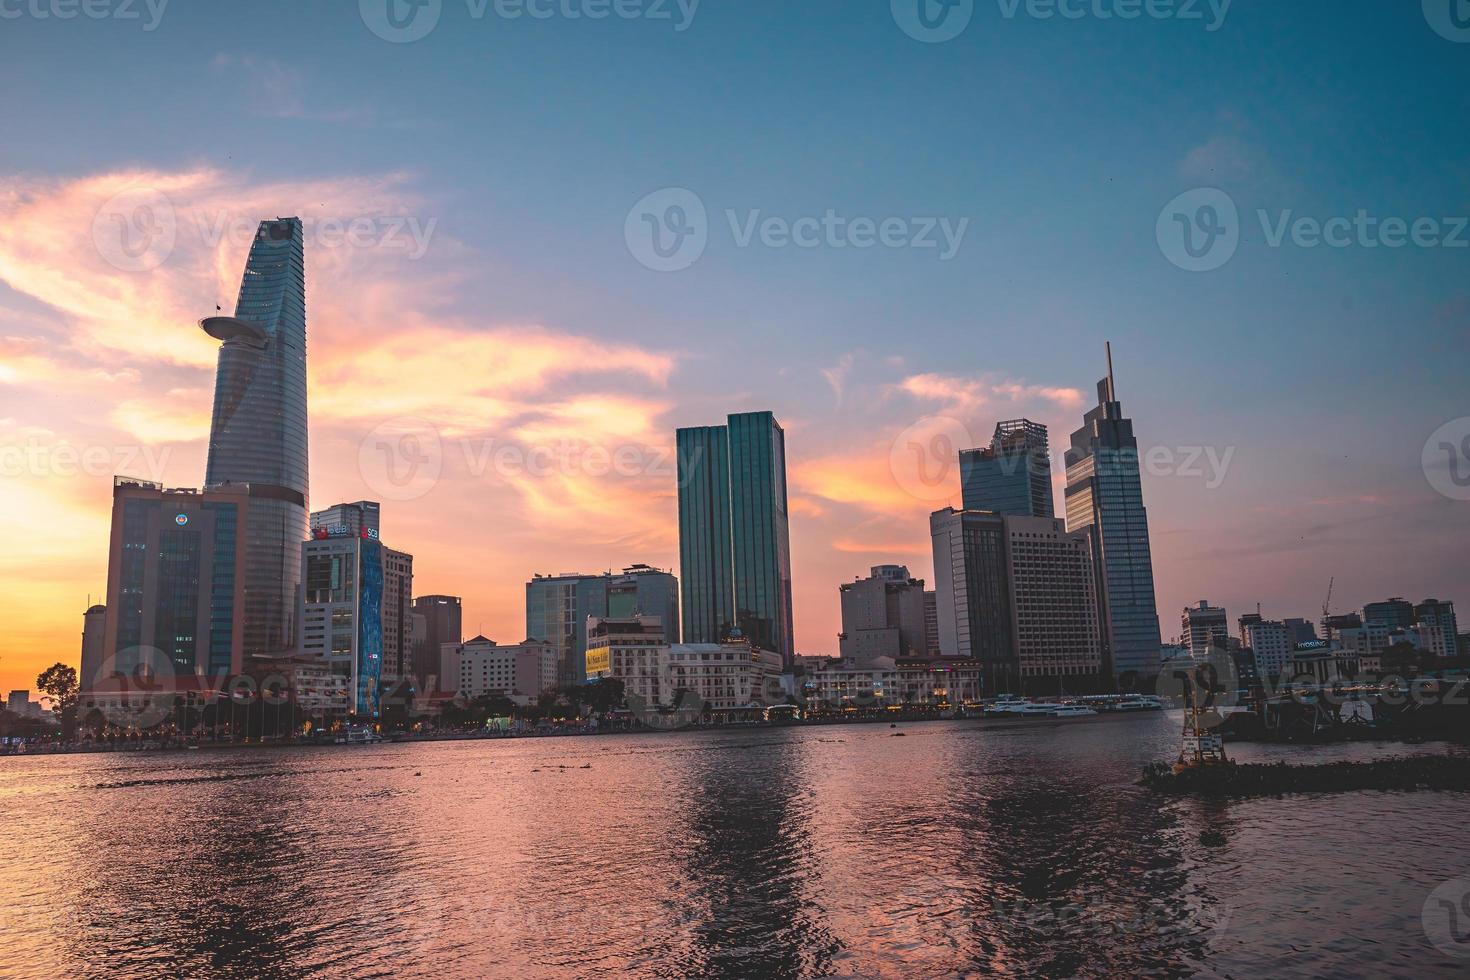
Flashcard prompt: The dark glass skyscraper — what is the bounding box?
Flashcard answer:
[677,411,794,663]
[960,419,1054,517]
[201,217,309,656]
[1063,346,1161,686]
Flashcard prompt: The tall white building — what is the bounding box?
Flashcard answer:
[1243,620,1293,677]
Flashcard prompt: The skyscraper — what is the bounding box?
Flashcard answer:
[412,594,463,688]
[1063,345,1162,686]
[930,508,1102,690]
[201,217,309,657]
[1182,600,1228,657]
[960,419,1054,517]
[311,501,379,537]
[100,478,250,683]
[677,411,794,664]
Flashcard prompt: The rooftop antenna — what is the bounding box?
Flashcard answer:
[1105,341,1117,402]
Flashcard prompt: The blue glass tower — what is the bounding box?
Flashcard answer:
[677,411,794,664]
[201,218,309,657]
[1063,346,1161,686]
[960,419,1054,517]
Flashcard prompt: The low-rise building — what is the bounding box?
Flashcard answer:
[804,657,984,710]
[444,636,558,703]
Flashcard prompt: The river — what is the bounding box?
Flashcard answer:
[0,713,1465,978]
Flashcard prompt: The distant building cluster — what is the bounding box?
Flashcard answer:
[64,218,1462,733]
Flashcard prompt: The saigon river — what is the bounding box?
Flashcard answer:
[0,713,1465,978]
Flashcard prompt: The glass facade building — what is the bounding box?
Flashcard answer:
[299,530,396,718]
[960,419,1054,518]
[101,479,250,685]
[526,573,611,687]
[201,217,309,657]
[677,411,795,664]
[1063,353,1162,686]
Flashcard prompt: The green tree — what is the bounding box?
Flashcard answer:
[36,662,80,738]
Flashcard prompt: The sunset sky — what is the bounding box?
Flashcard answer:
[1,1,1467,694]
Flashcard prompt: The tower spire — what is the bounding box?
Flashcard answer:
[1105,340,1116,402]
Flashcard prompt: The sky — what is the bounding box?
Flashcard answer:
[1,0,1467,694]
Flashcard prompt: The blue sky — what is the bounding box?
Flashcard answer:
[0,0,1467,686]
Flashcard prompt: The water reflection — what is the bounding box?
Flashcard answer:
[0,719,1465,978]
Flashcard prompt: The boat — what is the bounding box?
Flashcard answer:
[1049,704,1098,718]
[336,725,384,745]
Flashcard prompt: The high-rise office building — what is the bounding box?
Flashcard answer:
[201,217,309,657]
[1182,601,1228,658]
[930,509,1102,689]
[1003,516,1102,683]
[311,501,380,537]
[607,565,680,643]
[838,565,929,664]
[526,572,611,686]
[1414,599,1459,659]
[676,411,794,663]
[299,525,411,718]
[960,419,1054,517]
[525,566,681,685]
[1063,345,1162,685]
[1243,620,1293,677]
[1363,598,1415,629]
[930,509,1013,667]
[412,595,463,688]
[100,478,250,683]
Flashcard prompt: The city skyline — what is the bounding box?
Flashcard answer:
[1,2,1468,693]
